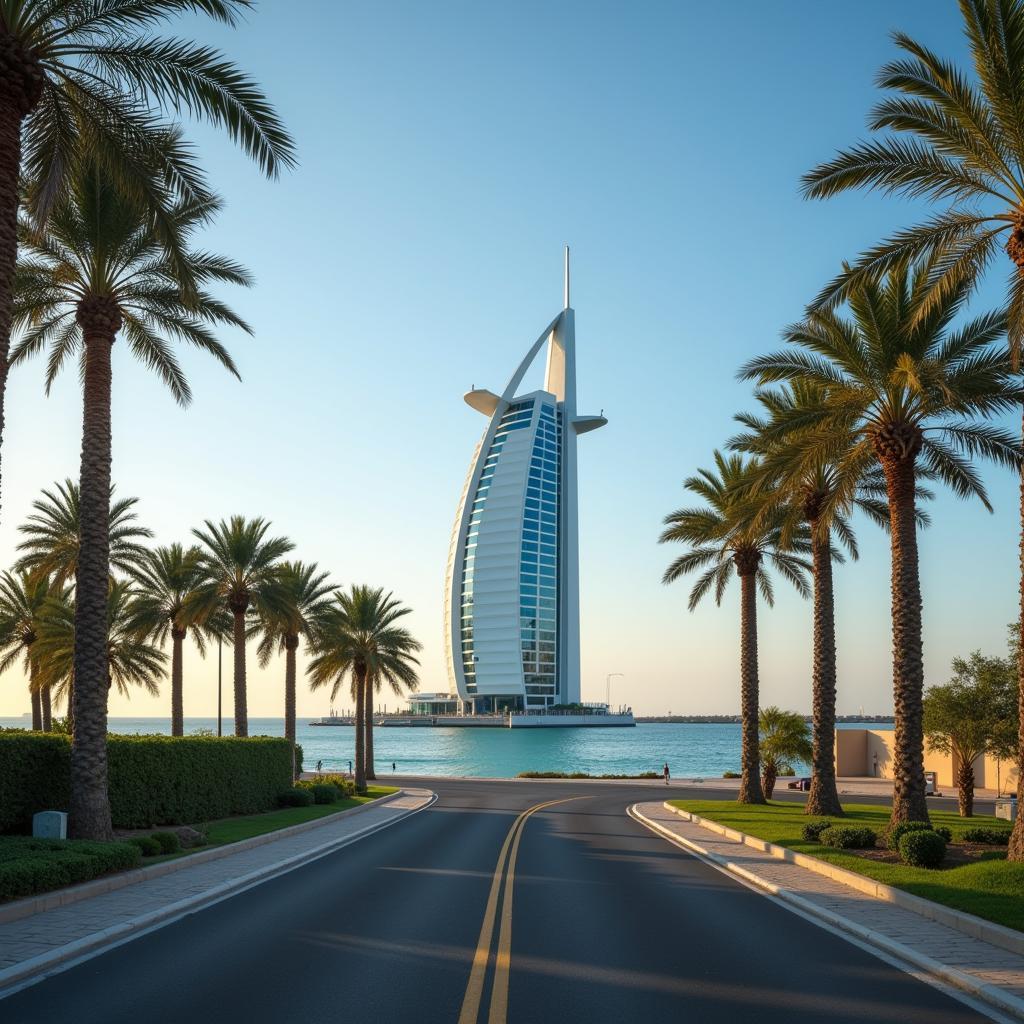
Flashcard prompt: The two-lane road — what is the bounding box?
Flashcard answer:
[1,779,995,1023]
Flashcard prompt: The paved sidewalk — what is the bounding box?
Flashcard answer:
[634,800,1024,1021]
[0,788,432,992]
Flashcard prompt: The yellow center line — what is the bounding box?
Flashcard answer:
[457,797,580,1024]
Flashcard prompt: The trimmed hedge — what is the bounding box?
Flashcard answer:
[818,826,878,849]
[129,835,161,857]
[0,837,140,902]
[278,787,314,807]
[961,826,1012,845]
[801,820,833,843]
[886,820,934,851]
[898,830,946,868]
[0,732,293,832]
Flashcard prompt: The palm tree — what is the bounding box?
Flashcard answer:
[256,561,333,753]
[660,451,812,804]
[32,579,166,724]
[15,479,151,587]
[129,543,216,737]
[741,259,1020,825]
[801,0,1024,853]
[306,585,421,793]
[758,706,814,801]
[12,167,250,840]
[190,516,293,738]
[0,0,294,517]
[0,569,51,728]
[731,384,933,817]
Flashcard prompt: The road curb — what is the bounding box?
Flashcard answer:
[0,790,434,996]
[631,804,1024,1023]
[0,789,406,927]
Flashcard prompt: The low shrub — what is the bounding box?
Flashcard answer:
[801,820,833,843]
[933,826,952,844]
[722,771,740,779]
[278,787,314,808]
[898,830,946,868]
[151,831,181,854]
[886,820,934,851]
[0,837,140,902]
[315,773,355,796]
[960,826,1012,845]
[818,826,878,849]
[129,835,161,857]
[294,743,304,774]
[310,784,341,805]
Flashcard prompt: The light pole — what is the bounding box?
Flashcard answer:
[605,672,624,710]
[217,634,223,738]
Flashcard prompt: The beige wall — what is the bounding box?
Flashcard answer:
[834,729,1019,795]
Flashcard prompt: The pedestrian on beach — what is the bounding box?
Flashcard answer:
[392,762,396,772]
[663,762,670,785]
[316,759,322,776]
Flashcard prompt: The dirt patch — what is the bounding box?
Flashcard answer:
[843,843,1006,869]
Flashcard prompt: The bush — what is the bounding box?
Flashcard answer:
[0,733,293,832]
[886,820,934,851]
[151,831,181,854]
[801,820,833,843]
[310,784,341,805]
[933,826,952,843]
[294,743,304,774]
[818,826,878,849]
[314,773,355,796]
[961,826,1012,845]
[278,787,314,808]
[898,830,947,868]
[722,771,740,779]
[128,835,161,856]
[0,837,140,902]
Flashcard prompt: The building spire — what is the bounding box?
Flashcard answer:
[563,244,570,310]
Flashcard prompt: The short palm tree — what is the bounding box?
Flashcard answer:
[15,478,151,587]
[190,516,293,738]
[742,259,1020,824]
[0,0,294,517]
[129,544,213,737]
[12,166,251,840]
[0,569,51,728]
[660,451,812,804]
[32,579,166,727]
[801,0,1024,854]
[306,585,421,793]
[758,706,813,801]
[256,561,333,751]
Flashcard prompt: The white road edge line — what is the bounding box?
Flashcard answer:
[628,804,1018,1024]
[0,791,438,1002]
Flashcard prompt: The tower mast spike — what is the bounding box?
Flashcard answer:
[563,244,570,310]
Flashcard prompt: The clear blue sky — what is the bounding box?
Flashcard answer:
[2,0,1015,719]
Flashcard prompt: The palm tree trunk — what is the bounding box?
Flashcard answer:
[285,635,297,780]
[354,666,367,793]
[881,451,929,826]
[30,674,41,731]
[70,308,120,841]
[365,682,376,781]
[232,608,248,737]
[171,628,184,737]
[806,523,843,817]
[956,756,975,818]
[41,682,51,732]
[761,764,778,801]
[738,569,765,804]
[1011,407,1024,860]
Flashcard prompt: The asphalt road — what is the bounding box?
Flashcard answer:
[1,778,996,1024]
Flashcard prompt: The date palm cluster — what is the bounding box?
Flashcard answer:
[662,1,1024,857]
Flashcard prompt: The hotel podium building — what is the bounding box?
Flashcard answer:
[444,251,606,713]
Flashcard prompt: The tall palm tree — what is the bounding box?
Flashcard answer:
[801,0,1024,853]
[742,259,1020,824]
[256,561,333,751]
[32,578,166,724]
[190,516,293,738]
[660,451,812,804]
[0,0,294,517]
[731,384,933,816]
[306,585,421,793]
[0,569,51,728]
[15,479,151,587]
[129,543,215,737]
[12,167,250,840]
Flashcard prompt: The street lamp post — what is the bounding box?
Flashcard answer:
[605,672,624,710]
[217,634,223,738]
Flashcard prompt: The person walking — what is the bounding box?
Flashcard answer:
[663,762,670,785]
[392,761,396,773]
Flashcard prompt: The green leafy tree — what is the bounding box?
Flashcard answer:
[189,516,293,738]
[0,569,52,728]
[256,561,333,751]
[306,585,421,793]
[0,0,295,518]
[660,451,811,804]
[12,166,250,840]
[925,649,1018,816]
[15,479,151,587]
[741,259,1020,825]
[758,706,813,800]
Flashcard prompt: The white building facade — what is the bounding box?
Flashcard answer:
[444,251,605,712]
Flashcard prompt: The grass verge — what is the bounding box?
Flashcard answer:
[668,800,1024,932]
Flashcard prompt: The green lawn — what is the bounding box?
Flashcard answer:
[669,799,1024,932]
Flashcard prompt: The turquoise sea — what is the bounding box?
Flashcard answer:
[1,717,890,778]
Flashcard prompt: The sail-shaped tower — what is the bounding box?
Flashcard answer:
[444,250,606,713]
